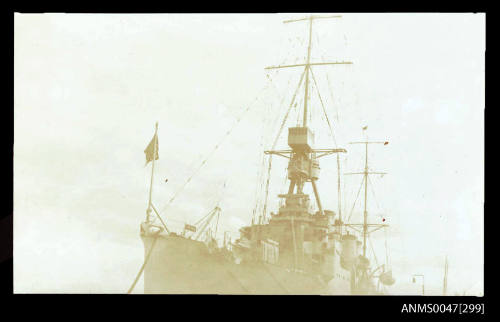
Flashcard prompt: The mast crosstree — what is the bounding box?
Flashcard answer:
[265,14,352,128]
[345,140,389,258]
[264,14,351,219]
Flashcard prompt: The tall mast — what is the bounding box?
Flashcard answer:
[303,16,313,127]
[265,15,351,128]
[345,139,389,258]
[264,15,350,223]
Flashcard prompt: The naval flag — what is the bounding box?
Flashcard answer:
[144,134,159,165]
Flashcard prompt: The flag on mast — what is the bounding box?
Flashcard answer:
[144,133,159,165]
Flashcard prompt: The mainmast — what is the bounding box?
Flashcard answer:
[345,139,389,257]
[303,16,313,127]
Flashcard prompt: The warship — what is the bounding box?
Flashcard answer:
[129,14,395,295]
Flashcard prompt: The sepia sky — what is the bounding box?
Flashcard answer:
[14,13,484,295]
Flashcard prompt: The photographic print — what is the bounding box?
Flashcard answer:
[13,13,484,295]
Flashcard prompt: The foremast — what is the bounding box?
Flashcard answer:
[262,15,393,293]
[264,14,351,219]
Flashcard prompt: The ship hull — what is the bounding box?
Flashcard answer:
[142,233,351,294]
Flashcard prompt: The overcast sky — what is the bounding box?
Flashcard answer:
[14,13,484,295]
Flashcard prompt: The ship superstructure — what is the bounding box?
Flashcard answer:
[130,14,395,295]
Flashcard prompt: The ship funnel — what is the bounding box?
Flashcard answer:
[340,234,358,269]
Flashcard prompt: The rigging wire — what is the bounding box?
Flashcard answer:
[157,80,275,217]
[311,27,349,225]
[384,226,391,269]
[366,170,392,275]
[254,72,296,223]
[325,71,340,123]
[252,150,267,223]
[346,175,365,223]
[262,68,307,222]
[367,174,385,215]
[164,214,237,236]
[309,67,338,148]
[343,156,348,216]
[314,28,342,130]
[253,112,273,223]
[368,235,379,268]
[271,68,307,150]
[193,208,215,226]
[214,208,220,237]
[202,179,226,214]
[252,101,272,222]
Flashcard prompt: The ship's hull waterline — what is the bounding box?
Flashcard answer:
[141,234,351,295]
